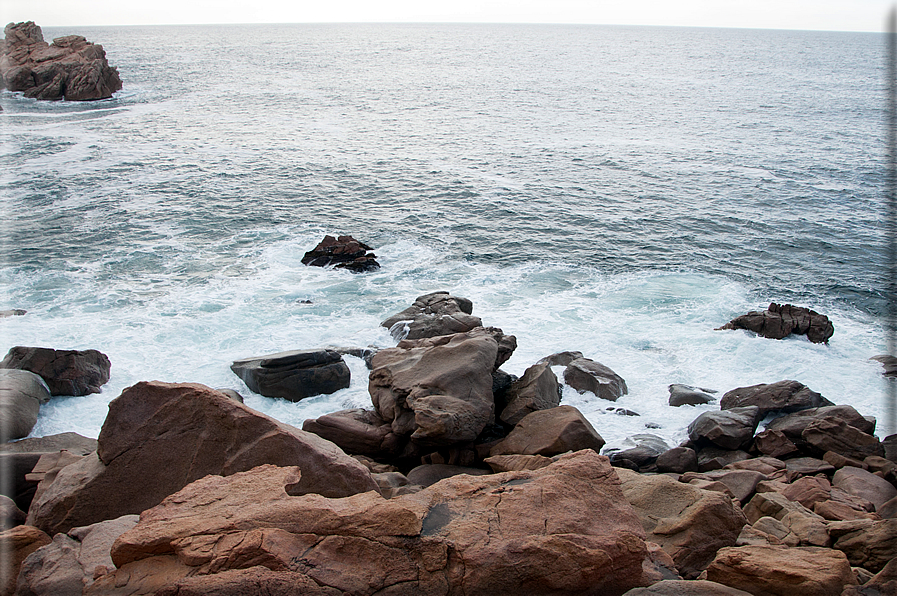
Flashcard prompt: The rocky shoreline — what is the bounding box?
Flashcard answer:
[1,287,895,594]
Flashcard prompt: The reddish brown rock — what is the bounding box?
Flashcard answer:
[622,579,754,595]
[752,429,800,458]
[840,556,897,596]
[489,405,606,457]
[0,525,51,596]
[498,361,561,426]
[26,382,378,536]
[0,346,110,397]
[765,405,874,439]
[833,467,897,512]
[302,407,398,457]
[152,566,343,596]
[781,476,832,510]
[0,22,122,101]
[380,292,482,341]
[721,380,832,418]
[715,303,834,343]
[687,407,760,451]
[483,453,555,472]
[104,450,653,595]
[563,357,628,402]
[801,416,884,461]
[705,545,855,596]
[616,468,747,579]
[832,519,897,572]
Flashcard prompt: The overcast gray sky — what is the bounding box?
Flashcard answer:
[0,0,892,32]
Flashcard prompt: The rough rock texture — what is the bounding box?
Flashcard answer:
[801,417,884,461]
[152,566,343,596]
[16,514,138,595]
[380,292,481,340]
[0,433,96,455]
[0,525,51,596]
[655,447,698,474]
[716,303,834,343]
[832,519,897,572]
[616,468,748,579]
[0,22,122,101]
[369,327,499,446]
[489,405,606,457]
[622,580,754,595]
[230,349,350,401]
[101,451,653,596]
[497,362,561,426]
[0,346,110,397]
[720,380,832,418]
[841,556,897,596]
[765,405,874,439]
[752,429,800,458]
[405,463,491,487]
[704,545,855,596]
[668,384,716,407]
[300,235,380,272]
[25,382,378,536]
[833,467,897,511]
[483,453,556,473]
[687,406,761,451]
[563,358,628,401]
[302,408,399,458]
[0,370,50,442]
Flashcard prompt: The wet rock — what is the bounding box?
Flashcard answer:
[716,302,834,343]
[0,309,26,318]
[765,404,874,439]
[0,22,122,101]
[752,429,801,458]
[0,369,49,442]
[608,435,670,472]
[300,235,380,272]
[721,380,832,419]
[687,406,761,451]
[669,384,716,407]
[656,447,699,474]
[497,362,561,426]
[705,545,855,596]
[489,405,606,457]
[302,408,400,458]
[380,291,481,340]
[230,349,350,401]
[563,357,628,401]
[26,382,378,535]
[536,350,583,367]
[0,346,110,397]
[405,464,491,487]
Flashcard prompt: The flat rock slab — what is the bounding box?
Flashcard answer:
[623,580,753,595]
[231,349,350,401]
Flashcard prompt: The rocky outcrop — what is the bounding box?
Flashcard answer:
[669,384,716,407]
[301,408,399,458]
[25,382,378,535]
[563,357,628,401]
[380,291,482,340]
[720,380,832,418]
[97,451,653,595]
[301,235,380,272]
[0,369,50,442]
[0,22,122,101]
[490,405,606,457]
[687,406,761,451]
[369,327,500,447]
[230,349,350,401]
[716,302,834,343]
[0,346,110,397]
[496,361,561,425]
[0,525,51,596]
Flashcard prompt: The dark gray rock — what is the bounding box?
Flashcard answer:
[669,384,716,407]
[230,349,350,401]
[716,302,834,343]
[405,464,491,488]
[563,358,627,402]
[687,406,761,451]
[720,380,832,418]
[380,291,481,340]
[0,369,50,442]
[696,448,752,472]
[300,235,380,272]
[536,351,584,367]
[608,434,670,471]
[0,346,110,397]
[656,447,699,474]
[497,362,561,426]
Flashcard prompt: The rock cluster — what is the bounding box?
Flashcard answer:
[301,235,380,272]
[716,302,835,343]
[0,21,122,101]
[2,293,895,595]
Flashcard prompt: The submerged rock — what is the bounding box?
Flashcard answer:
[0,22,122,101]
[301,235,380,272]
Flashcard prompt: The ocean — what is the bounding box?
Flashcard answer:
[1,23,892,452]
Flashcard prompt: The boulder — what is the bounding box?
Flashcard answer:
[369,327,499,446]
[302,408,400,458]
[0,369,50,442]
[497,362,561,426]
[833,467,897,511]
[489,405,606,457]
[16,514,138,595]
[0,525,51,596]
[832,519,897,572]
[622,580,754,595]
[720,380,832,418]
[687,406,760,451]
[705,545,855,595]
[0,495,25,530]
[785,456,835,477]
[230,349,350,401]
[615,468,747,579]
[715,302,834,343]
[563,358,628,401]
[0,22,122,101]
[695,447,751,472]
[801,417,884,461]
[765,405,874,439]
[483,453,556,473]
[608,435,671,471]
[841,556,897,596]
[300,235,380,272]
[537,351,584,367]
[25,382,378,536]
[656,447,699,474]
[0,432,97,455]
[683,469,766,505]
[102,450,653,595]
[752,429,800,458]
[380,291,481,340]
[0,346,110,397]
[668,384,716,407]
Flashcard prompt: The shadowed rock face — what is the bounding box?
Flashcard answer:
[716,303,834,343]
[301,235,380,272]
[0,22,122,101]
[0,346,110,397]
[230,349,350,401]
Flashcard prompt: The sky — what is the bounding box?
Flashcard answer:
[0,0,894,32]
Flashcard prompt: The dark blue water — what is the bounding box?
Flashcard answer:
[1,24,892,447]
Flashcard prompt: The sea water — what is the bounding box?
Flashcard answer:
[0,23,892,452]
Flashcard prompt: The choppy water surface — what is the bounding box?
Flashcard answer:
[1,23,893,448]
